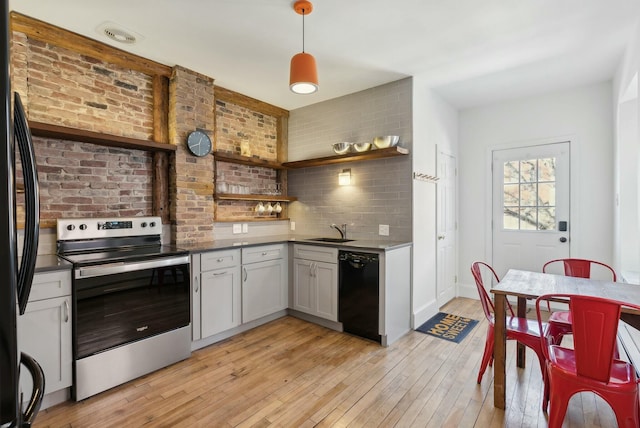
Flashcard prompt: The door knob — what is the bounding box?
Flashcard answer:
[438,235,445,240]
[559,237,567,243]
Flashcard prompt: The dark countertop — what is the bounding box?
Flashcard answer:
[180,235,412,254]
[34,254,73,273]
[33,236,412,269]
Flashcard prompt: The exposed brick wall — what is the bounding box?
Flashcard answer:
[10,23,286,239]
[11,29,158,230]
[10,32,28,104]
[215,99,278,160]
[11,31,154,140]
[214,99,281,219]
[169,66,215,244]
[16,139,153,229]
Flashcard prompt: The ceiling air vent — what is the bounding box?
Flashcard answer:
[96,22,143,45]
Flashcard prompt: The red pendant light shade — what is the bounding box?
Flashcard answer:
[290,0,318,94]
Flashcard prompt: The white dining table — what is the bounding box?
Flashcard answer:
[490,269,640,409]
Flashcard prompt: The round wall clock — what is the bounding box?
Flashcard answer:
[186,130,212,157]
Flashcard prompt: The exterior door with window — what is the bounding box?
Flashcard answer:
[492,142,570,278]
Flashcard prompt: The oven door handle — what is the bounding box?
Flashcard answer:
[75,255,189,279]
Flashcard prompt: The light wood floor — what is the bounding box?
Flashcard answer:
[34,298,618,427]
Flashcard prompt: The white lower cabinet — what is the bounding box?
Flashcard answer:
[242,244,288,323]
[192,249,242,341]
[293,245,338,322]
[18,270,72,396]
[201,263,242,338]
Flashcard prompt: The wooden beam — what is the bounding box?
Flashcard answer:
[152,75,171,223]
[153,152,170,223]
[10,12,172,77]
[214,86,289,118]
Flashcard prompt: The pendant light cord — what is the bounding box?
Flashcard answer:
[302,8,306,53]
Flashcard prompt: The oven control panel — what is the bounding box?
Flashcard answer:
[57,217,162,241]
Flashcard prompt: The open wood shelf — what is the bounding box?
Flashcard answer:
[214,217,290,223]
[213,151,286,169]
[282,146,409,169]
[29,121,176,152]
[214,193,297,202]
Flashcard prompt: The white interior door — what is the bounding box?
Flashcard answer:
[437,151,457,306]
[492,142,570,278]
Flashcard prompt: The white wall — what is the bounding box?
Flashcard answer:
[458,82,615,295]
[411,77,458,327]
[613,22,640,280]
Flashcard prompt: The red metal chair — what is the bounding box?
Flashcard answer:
[535,293,640,428]
[471,262,547,384]
[542,259,617,345]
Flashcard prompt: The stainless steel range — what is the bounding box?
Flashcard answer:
[57,216,191,401]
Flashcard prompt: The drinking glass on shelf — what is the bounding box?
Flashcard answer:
[217,181,228,193]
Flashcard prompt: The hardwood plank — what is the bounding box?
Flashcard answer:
[33,298,621,428]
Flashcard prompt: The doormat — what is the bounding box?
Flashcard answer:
[416,312,478,343]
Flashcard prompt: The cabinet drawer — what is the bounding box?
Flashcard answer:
[242,244,286,264]
[200,249,241,271]
[29,270,72,301]
[294,244,338,264]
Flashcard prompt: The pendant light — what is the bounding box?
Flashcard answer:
[290,0,318,94]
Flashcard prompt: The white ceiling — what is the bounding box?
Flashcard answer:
[8,0,640,111]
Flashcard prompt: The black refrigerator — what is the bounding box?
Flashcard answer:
[1,0,46,426]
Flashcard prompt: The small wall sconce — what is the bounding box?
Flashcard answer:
[338,168,351,186]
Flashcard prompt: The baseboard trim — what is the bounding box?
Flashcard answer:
[412,300,439,329]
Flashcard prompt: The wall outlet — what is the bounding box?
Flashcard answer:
[290,221,296,231]
[232,224,242,234]
[242,223,248,233]
[379,224,390,236]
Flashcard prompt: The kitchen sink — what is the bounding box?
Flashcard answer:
[307,237,355,243]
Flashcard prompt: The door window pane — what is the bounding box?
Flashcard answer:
[504,161,520,183]
[502,158,557,230]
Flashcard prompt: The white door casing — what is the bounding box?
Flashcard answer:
[492,142,571,279]
[437,150,457,306]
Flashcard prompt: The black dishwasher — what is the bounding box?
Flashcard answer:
[339,251,381,343]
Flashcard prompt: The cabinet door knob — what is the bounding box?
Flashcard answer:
[194,276,199,293]
[243,267,248,282]
[217,258,224,262]
[438,235,445,240]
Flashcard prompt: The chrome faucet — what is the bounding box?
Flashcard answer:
[330,223,347,239]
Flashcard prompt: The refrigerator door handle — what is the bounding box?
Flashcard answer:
[19,352,44,428]
[14,92,40,315]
